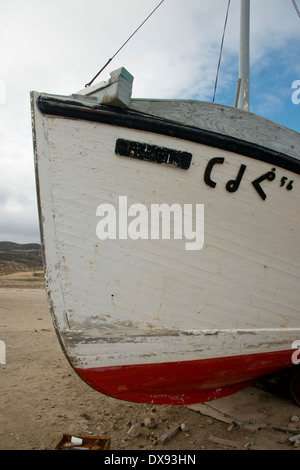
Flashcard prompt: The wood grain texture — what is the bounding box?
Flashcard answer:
[31,91,300,374]
[130,99,300,161]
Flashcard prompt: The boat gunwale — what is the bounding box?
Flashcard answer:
[36,94,300,175]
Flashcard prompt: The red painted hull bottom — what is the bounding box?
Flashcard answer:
[75,350,295,405]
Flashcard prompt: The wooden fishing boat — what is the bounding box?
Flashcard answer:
[31,2,300,405]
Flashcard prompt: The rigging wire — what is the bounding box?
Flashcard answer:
[85,0,166,87]
[212,0,231,103]
[292,0,300,19]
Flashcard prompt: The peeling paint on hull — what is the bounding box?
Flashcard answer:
[75,349,294,405]
[31,90,300,405]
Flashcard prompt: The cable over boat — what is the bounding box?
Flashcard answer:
[31,0,300,405]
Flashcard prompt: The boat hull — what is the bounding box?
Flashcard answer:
[76,349,294,405]
[31,92,300,404]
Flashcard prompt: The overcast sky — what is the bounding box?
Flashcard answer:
[0,0,299,244]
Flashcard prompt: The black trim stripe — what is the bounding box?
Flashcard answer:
[37,95,300,175]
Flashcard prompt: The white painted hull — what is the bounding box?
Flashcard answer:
[31,91,300,404]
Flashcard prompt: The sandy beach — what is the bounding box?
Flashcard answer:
[0,273,299,451]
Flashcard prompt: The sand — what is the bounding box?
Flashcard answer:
[0,273,299,451]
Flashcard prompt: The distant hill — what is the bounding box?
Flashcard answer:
[0,241,43,275]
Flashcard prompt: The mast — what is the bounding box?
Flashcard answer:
[237,0,250,110]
